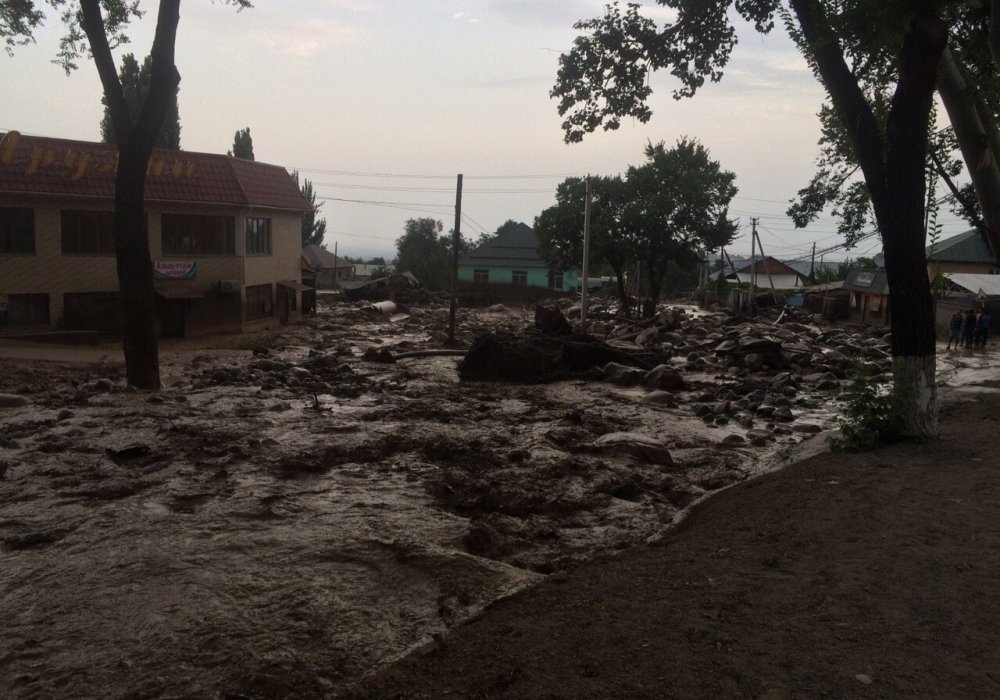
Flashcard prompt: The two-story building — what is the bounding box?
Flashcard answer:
[0,131,310,337]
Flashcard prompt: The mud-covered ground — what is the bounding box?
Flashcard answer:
[0,301,989,697]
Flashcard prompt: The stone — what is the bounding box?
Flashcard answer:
[720,433,745,447]
[0,393,31,408]
[591,432,673,466]
[635,326,660,347]
[603,362,646,386]
[744,353,765,371]
[793,423,823,434]
[746,428,773,446]
[773,405,794,421]
[643,364,685,391]
[641,390,675,405]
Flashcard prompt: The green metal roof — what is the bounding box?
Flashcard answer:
[927,229,994,263]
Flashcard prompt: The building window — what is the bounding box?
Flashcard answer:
[0,294,49,327]
[512,270,527,286]
[63,292,122,332]
[246,283,273,320]
[473,269,489,284]
[61,210,115,255]
[0,207,35,255]
[245,217,272,255]
[548,271,564,290]
[162,214,235,255]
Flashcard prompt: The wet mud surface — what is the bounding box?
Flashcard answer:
[0,301,993,697]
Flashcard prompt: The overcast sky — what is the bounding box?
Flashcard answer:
[0,0,973,261]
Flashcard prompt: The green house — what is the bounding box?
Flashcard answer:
[458,222,577,292]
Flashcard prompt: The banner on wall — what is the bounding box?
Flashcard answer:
[154,260,197,279]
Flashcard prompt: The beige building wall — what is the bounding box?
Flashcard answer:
[1,196,303,334]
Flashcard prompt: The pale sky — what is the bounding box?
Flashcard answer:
[0,0,973,261]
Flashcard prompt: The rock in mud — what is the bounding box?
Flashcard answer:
[643,364,685,391]
[642,390,675,406]
[720,434,746,447]
[0,393,31,408]
[603,362,645,386]
[591,432,673,466]
[746,428,774,446]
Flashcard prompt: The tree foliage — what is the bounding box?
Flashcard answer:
[535,139,736,315]
[394,218,454,291]
[230,126,254,160]
[100,52,180,149]
[292,170,326,246]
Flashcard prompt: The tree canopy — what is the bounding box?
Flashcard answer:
[394,218,453,290]
[293,171,326,246]
[552,0,956,437]
[535,139,737,315]
[230,127,254,160]
[100,52,180,149]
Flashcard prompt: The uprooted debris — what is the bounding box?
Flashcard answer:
[458,330,656,383]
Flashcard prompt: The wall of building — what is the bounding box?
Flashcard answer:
[1,196,302,335]
[458,264,577,292]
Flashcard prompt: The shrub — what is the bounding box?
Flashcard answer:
[829,363,907,452]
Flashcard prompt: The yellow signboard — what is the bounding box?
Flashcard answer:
[0,130,197,181]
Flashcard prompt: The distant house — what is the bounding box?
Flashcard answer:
[926,229,999,276]
[842,267,890,325]
[301,244,355,289]
[718,256,813,289]
[458,222,576,293]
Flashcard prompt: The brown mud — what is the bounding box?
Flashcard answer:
[0,300,993,697]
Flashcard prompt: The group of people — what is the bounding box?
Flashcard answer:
[947,307,993,349]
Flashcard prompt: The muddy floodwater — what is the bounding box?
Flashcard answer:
[0,303,993,697]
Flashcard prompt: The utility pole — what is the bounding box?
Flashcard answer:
[580,176,592,330]
[749,217,758,314]
[809,241,817,281]
[754,226,777,292]
[447,173,463,346]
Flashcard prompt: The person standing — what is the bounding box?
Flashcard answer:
[947,310,964,349]
[977,308,993,349]
[964,309,977,348]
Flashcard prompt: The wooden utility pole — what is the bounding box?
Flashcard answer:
[580,176,592,330]
[749,217,758,314]
[809,241,817,281]
[754,226,777,292]
[447,173,463,346]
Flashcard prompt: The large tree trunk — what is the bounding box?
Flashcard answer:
[115,145,160,389]
[789,0,945,438]
[81,0,182,390]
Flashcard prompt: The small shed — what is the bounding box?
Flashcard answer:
[842,268,890,326]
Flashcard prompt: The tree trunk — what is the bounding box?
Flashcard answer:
[937,47,1000,261]
[789,0,945,438]
[608,259,630,318]
[80,0,182,390]
[115,145,160,389]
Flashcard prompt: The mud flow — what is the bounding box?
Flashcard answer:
[1,299,983,697]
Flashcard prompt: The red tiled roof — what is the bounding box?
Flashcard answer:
[0,131,310,212]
